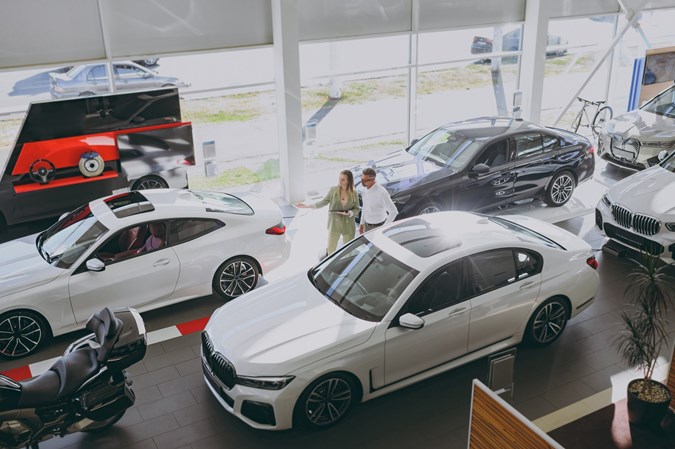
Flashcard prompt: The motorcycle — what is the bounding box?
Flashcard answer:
[0,307,147,449]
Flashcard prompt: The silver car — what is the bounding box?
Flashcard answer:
[597,84,675,170]
[49,61,189,99]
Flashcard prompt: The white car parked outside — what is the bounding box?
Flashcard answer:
[202,211,599,430]
[0,189,290,359]
[596,150,675,263]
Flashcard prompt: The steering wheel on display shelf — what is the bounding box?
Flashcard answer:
[29,159,56,184]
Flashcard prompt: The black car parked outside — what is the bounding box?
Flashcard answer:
[352,117,594,219]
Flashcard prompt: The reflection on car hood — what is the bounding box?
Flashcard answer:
[206,274,377,376]
[606,110,675,142]
[353,150,450,195]
[0,234,62,298]
[607,165,675,215]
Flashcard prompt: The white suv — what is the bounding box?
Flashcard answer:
[596,151,675,263]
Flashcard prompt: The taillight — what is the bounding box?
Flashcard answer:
[266,223,286,235]
[586,256,598,270]
[588,145,595,155]
[177,156,195,166]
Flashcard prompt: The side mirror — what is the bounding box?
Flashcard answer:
[399,313,424,329]
[471,163,490,175]
[86,258,105,272]
[657,150,669,161]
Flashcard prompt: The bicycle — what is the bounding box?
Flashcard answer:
[571,97,613,138]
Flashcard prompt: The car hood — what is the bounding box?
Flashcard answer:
[0,234,62,298]
[607,165,675,215]
[605,110,675,142]
[353,150,450,195]
[205,273,377,376]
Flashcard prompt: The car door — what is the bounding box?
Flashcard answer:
[114,64,153,92]
[84,65,111,95]
[512,133,559,201]
[453,138,515,210]
[465,249,542,352]
[167,218,225,297]
[384,260,471,384]
[68,220,180,322]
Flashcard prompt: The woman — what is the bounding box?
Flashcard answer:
[296,170,360,255]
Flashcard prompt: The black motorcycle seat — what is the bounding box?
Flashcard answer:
[17,347,99,408]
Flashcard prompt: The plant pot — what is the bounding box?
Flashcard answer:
[626,378,672,428]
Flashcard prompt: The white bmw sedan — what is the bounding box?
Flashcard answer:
[0,189,290,358]
[202,211,599,430]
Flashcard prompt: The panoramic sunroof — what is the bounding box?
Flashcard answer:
[104,191,155,218]
[383,218,462,258]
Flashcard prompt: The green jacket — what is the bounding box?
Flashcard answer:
[314,186,360,234]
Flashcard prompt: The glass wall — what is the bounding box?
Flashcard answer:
[299,36,409,193]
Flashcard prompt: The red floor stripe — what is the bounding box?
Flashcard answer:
[176,316,210,336]
[1,365,32,381]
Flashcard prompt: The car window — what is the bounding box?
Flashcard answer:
[466,250,516,295]
[403,261,470,317]
[310,236,418,322]
[115,65,146,79]
[38,204,109,269]
[95,221,167,264]
[515,250,542,279]
[169,218,223,245]
[542,134,558,152]
[407,127,482,169]
[87,65,107,81]
[515,133,544,159]
[475,139,510,167]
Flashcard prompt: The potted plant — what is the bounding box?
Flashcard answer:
[613,254,674,428]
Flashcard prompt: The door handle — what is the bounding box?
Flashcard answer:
[519,281,535,290]
[153,258,171,267]
[448,307,467,317]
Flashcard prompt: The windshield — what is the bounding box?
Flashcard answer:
[641,85,675,119]
[37,204,108,269]
[407,127,482,169]
[310,236,418,321]
[662,152,675,172]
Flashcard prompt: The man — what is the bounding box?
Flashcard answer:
[359,167,398,234]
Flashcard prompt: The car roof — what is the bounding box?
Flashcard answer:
[440,117,542,140]
[89,189,248,228]
[367,211,546,270]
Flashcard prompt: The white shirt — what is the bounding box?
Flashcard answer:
[361,182,398,225]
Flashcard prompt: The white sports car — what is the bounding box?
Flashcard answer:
[596,150,675,263]
[202,211,599,430]
[0,189,290,358]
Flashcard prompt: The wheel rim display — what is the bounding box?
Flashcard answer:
[531,302,566,344]
[305,378,352,426]
[219,260,257,297]
[551,174,573,205]
[0,314,42,357]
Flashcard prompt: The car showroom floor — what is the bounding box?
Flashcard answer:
[2,158,673,449]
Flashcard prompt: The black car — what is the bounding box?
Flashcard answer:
[352,117,594,219]
[471,28,567,58]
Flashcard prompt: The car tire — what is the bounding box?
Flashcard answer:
[213,257,260,300]
[544,171,575,207]
[294,373,358,429]
[82,411,126,433]
[131,175,169,190]
[524,297,569,346]
[0,310,51,359]
[136,58,159,67]
[414,200,442,216]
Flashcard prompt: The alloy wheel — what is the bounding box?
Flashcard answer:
[136,177,166,190]
[0,313,44,358]
[418,204,441,215]
[550,174,574,205]
[218,260,257,298]
[304,377,353,426]
[531,301,567,344]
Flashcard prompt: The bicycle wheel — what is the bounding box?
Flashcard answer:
[571,111,583,133]
[591,105,613,137]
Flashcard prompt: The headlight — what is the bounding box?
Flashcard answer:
[601,194,612,207]
[236,375,295,390]
[666,223,675,232]
[625,138,640,153]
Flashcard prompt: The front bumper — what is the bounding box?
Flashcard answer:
[202,356,300,430]
[597,133,664,170]
[595,201,675,263]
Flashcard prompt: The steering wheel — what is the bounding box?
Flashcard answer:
[29,159,56,184]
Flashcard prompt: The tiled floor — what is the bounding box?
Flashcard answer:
[11,160,674,449]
